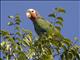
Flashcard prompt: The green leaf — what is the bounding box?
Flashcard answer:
[48,13,56,18]
[1,41,6,47]
[71,49,77,57]
[15,26,20,31]
[18,52,27,60]
[6,55,10,60]
[68,52,73,60]
[7,37,14,42]
[15,15,21,25]
[22,28,32,36]
[55,26,61,31]
[15,20,21,25]
[0,58,2,60]
[8,22,13,26]
[23,34,32,46]
[42,54,53,60]
[8,16,14,19]
[6,44,10,51]
[55,7,65,13]
[50,40,59,46]
[63,38,72,47]
[56,21,63,27]
[26,48,35,59]
[16,32,21,37]
[54,31,64,39]
[18,45,23,51]
[76,53,80,60]
[57,17,64,22]
[64,52,68,60]
[0,30,9,36]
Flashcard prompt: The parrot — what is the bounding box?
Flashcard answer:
[26,9,58,36]
[26,9,63,60]
[26,8,64,41]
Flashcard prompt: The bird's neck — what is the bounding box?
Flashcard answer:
[30,18,36,22]
[31,16,41,22]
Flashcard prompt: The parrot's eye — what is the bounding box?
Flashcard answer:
[31,10,36,13]
[32,11,34,12]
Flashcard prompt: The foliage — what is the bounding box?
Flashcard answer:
[0,7,80,60]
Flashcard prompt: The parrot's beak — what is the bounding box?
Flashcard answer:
[26,12,31,19]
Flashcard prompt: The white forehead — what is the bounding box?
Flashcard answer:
[27,9,35,12]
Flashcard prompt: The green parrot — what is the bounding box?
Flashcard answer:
[26,9,58,36]
[26,9,63,60]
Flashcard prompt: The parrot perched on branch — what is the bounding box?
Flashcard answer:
[26,9,58,36]
[26,9,63,60]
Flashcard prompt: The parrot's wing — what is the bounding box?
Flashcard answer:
[34,17,54,35]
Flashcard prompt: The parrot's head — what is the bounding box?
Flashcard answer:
[26,9,39,21]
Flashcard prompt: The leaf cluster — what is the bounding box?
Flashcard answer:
[0,8,80,60]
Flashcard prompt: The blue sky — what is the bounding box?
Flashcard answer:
[1,1,80,59]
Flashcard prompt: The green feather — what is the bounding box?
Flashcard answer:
[33,17,54,35]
